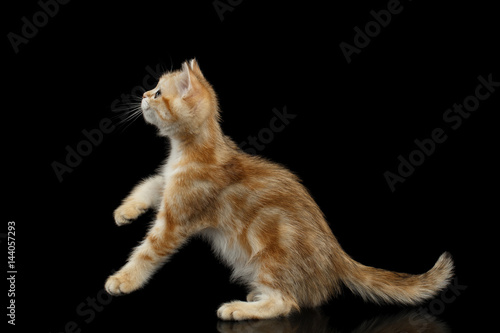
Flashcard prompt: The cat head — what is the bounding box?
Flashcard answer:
[141,59,219,138]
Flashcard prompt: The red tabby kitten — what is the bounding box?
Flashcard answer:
[105,59,454,320]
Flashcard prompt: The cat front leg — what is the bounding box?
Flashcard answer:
[114,175,164,226]
[105,214,192,295]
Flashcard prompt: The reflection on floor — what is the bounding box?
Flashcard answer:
[217,309,449,333]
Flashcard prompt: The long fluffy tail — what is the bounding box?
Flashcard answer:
[342,252,454,305]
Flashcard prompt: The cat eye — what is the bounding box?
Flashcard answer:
[154,89,161,98]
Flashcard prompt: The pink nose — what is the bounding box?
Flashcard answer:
[143,92,148,99]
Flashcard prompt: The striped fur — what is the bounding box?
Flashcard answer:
[105,59,454,320]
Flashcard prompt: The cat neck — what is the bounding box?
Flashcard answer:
[167,116,227,165]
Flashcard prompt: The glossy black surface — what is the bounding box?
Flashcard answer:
[4,0,496,332]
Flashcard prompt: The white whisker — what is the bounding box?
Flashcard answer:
[109,99,146,133]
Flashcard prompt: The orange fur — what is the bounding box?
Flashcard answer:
[105,59,454,320]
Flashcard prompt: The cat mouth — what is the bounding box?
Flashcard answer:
[141,99,150,112]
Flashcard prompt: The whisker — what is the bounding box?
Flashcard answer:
[169,55,174,72]
[121,111,143,124]
[108,99,145,133]
[116,108,142,123]
[118,110,144,133]
[107,83,153,133]
[129,95,143,102]
[110,107,140,123]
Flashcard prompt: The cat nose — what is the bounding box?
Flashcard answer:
[142,92,148,99]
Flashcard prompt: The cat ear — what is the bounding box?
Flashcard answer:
[188,58,204,78]
[176,62,193,97]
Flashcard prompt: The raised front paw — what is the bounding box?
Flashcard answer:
[105,271,141,296]
[113,201,147,226]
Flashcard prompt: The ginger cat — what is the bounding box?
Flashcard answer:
[105,59,454,320]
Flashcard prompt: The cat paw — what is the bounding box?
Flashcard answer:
[217,301,255,321]
[114,201,147,226]
[105,272,139,296]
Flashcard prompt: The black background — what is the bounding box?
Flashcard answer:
[4,0,498,332]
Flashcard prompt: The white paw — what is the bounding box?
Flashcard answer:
[104,272,138,296]
[217,301,253,321]
[113,202,147,226]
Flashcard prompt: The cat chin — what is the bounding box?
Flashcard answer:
[142,112,157,127]
[141,105,160,127]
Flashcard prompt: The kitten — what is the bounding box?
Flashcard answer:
[105,59,454,320]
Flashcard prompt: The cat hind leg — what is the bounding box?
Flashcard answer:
[218,286,296,321]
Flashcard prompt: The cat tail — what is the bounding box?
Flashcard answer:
[341,252,454,305]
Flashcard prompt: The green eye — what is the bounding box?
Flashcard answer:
[154,89,161,98]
